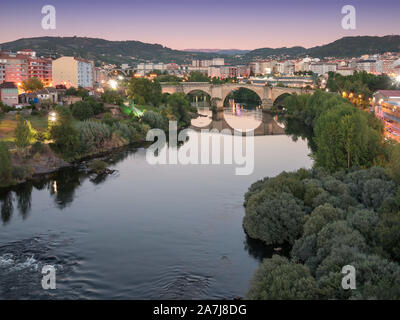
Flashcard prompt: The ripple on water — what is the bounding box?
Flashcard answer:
[0,234,81,299]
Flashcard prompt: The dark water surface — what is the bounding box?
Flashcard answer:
[0,131,312,299]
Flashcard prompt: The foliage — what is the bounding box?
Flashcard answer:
[71,98,104,121]
[0,141,11,184]
[89,160,108,174]
[14,118,36,149]
[244,166,400,300]
[21,77,43,92]
[166,93,193,128]
[142,111,168,131]
[72,101,94,120]
[314,104,383,171]
[188,71,209,82]
[243,191,306,245]
[283,91,386,172]
[126,78,162,107]
[49,108,80,158]
[65,87,89,98]
[326,71,394,98]
[75,120,112,152]
[101,90,124,105]
[247,255,320,300]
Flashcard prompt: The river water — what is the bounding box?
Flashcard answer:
[0,111,312,299]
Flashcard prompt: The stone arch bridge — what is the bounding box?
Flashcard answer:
[161,82,307,135]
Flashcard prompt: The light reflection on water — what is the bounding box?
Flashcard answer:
[191,107,263,130]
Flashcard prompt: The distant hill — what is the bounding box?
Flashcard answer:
[184,49,250,55]
[244,35,400,60]
[0,36,218,65]
[306,35,400,58]
[1,35,399,67]
[244,46,306,59]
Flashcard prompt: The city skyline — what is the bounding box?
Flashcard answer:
[1,0,400,50]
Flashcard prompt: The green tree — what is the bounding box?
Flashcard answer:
[247,255,320,300]
[126,78,162,107]
[21,77,43,92]
[142,111,168,131]
[387,143,400,183]
[243,191,305,245]
[314,105,383,171]
[101,90,124,105]
[0,141,11,184]
[166,93,192,128]
[49,108,80,158]
[188,71,209,82]
[71,101,94,120]
[14,118,36,149]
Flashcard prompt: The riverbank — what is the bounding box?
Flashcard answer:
[0,138,150,189]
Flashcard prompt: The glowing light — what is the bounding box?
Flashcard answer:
[108,79,118,90]
[49,111,57,122]
[117,75,124,80]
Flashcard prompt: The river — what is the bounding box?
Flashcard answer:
[0,110,312,299]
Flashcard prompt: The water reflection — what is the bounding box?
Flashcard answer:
[224,105,262,130]
[0,150,135,223]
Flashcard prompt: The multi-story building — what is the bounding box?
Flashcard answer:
[0,50,52,86]
[0,52,28,84]
[336,67,355,76]
[309,62,337,75]
[356,60,376,73]
[0,63,5,83]
[52,56,94,88]
[212,58,224,66]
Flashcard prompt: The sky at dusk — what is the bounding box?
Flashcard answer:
[1,0,400,50]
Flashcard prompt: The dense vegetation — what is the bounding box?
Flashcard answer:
[0,36,219,65]
[245,89,400,300]
[326,71,397,108]
[245,167,400,299]
[245,35,400,59]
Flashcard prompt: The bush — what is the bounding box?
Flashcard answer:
[247,255,319,300]
[88,160,108,174]
[75,120,112,152]
[49,118,80,158]
[142,111,168,131]
[14,118,36,149]
[0,141,11,184]
[101,90,124,105]
[243,191,306,245]
[112,122,134,143]
[71,101,94,121]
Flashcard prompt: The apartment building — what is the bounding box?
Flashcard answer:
[52,56,94,88]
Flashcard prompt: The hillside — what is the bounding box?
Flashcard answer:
[244,35,400,60]
[0,36,218,65]
[1,35,399,66]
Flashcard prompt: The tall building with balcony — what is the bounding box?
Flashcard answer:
[52,56,94,88]
[0,52,28,84]
[0,50,52,86]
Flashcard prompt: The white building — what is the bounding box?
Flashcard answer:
[309,63,337,75]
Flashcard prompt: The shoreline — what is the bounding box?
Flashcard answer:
[0,139,150,190]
